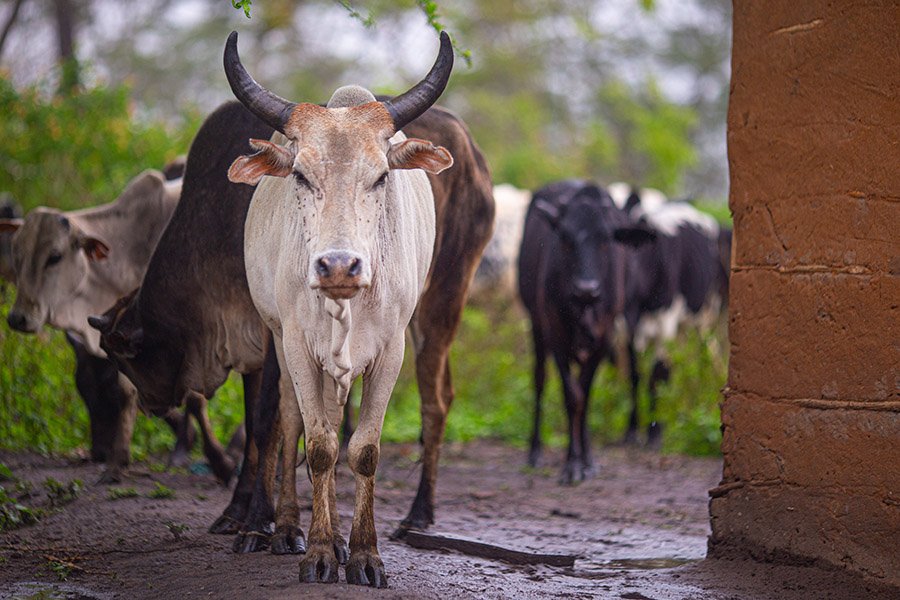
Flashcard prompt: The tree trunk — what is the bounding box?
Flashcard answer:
[54,0,79,94]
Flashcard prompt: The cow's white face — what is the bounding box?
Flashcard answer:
[0,210,108,332]
[229,99,451,301]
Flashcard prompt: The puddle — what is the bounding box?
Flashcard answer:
[0,582,112,600]
[598,557,698,569]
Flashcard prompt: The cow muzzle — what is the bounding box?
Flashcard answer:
[309,250,369,300]
[7,308,40,333]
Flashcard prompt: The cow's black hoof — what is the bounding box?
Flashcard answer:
[333,534,349,565]
[271,525,306,555]
[233,530,270,553]
[345,551,388,588]
[621,428,640,446]
[298,543,338,583]
[559,460,592,486]
[646,422,663,449]
[209,514,243,535]
[96,466,124,485]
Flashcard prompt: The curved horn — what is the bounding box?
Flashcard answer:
[382,31,454,132]
[223,31,297,133]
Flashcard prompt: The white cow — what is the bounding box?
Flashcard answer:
[223,31,453,586]
[469,183,531,301]
[0,170,181,480]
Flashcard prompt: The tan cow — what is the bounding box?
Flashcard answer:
[0,171,181,481]
[224,31,454,586]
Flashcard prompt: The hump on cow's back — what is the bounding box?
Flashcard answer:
[112,170,166,211]
[183,101,276,182]
[327,85,376,109]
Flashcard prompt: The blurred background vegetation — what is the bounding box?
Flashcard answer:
[0,0,731,463]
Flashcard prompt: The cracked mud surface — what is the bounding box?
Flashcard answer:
[1,442,895,599]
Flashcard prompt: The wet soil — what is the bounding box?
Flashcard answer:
[1,442,895,599]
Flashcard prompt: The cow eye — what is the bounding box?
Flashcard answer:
[373,172,388,189]
[46,251,63,267]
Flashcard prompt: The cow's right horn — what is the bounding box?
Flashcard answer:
[382,31,454,132]
[223,31,297,134]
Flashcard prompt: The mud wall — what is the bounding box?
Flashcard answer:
[709,1,900,586]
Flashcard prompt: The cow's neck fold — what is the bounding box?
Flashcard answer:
[324,297,353,404]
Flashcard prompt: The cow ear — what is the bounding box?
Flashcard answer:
[0,218,23,234]
[614,223,657,247]
[108,327,143,358]
[79,236,110,261]
[387,138,453,174]
[228,139,294,185]
[532,198,561,227]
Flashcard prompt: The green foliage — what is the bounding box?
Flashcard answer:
[148,482,175,499]
[0,484,44,532]
[0,76,199,213]
[164,521,190,540]
[43,477,82,507]
[232,0,253,19]
[107,486,139,500]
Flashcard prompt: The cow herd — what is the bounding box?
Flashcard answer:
[0,31,730,587]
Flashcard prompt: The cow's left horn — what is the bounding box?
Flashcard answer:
[223,31,297,133]
[382,31,454,132]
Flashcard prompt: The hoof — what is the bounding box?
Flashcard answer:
[646,422,663,450]
[390,510,433,541]
[345,551,388,588]
[233,530,272,554]
[210,457,236,487]
[209,514,243,535]
[167,450,191,470]
[96,467,124,485]
[559,459,592,486]
[298,543,338,583]
[333,534,349,565]
[271,525,306,555]
[621,427,639,447]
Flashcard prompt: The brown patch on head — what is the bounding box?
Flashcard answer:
[284,102,395,141]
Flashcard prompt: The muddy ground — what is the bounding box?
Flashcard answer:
[0,442,895,599]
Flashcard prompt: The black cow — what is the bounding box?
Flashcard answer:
[518,180,654,483]
[616,192,731,446]
[91,101,274,533]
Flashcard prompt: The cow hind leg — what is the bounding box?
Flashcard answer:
[232,338,281,549]
[646,358,671,449]
[209,370,261,535]
[623,341,641,446]
[528,326,547,468]
[269,334,307,556]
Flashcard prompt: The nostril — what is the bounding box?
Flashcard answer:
[315,257,330,277]
[348,258,361,277]
[7,312,24,330]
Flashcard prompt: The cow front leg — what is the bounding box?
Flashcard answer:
[346,334,403,588]
[553,352,586,485]
[96,374,137,485]
[623,340,641,445]
[281,326,338,582]
[162,408,195,469]
[185,392,236,485]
